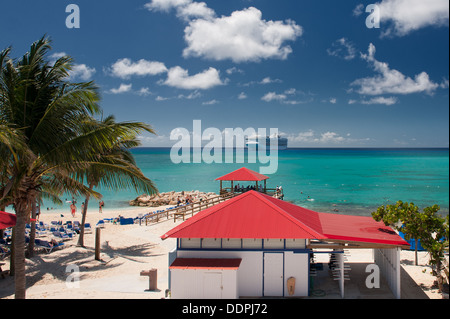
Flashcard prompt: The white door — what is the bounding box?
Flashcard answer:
[264,253,284,297]
[203,272,223,299]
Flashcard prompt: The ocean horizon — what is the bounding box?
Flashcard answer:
[39,147,449,218]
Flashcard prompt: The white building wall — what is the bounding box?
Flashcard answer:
[177,249,264,297]
[283,251,309,297]
[175,238,310,298]
[374,248,401,299]
[171,268,238,299]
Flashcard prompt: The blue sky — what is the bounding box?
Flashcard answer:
[1,0,449,147]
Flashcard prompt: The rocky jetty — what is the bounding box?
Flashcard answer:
[129,190,218,207]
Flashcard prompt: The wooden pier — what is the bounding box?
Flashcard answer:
[143,192,238,225]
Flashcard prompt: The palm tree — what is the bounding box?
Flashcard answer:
[75,114,157,247]
[0,36,150,298]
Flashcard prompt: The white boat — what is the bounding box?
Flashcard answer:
[245,135,288,150]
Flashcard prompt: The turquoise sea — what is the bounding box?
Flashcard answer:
[44,148,449,217]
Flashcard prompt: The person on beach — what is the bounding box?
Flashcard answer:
[99,200,104,213]
[70,202,76,217]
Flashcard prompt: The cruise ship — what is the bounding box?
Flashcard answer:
[245,135,288,150]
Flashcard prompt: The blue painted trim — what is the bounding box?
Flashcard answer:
[180,238,310,251]
[311,250,344,254]
[177,247,310,253]
[308,250,315,296]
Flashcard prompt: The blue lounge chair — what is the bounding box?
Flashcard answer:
[119,217,134,225]
[72,221,81,233]
[96,220,105,228]
[39,221,49,230]
[35,239,64,254]
[1,246,10,260]
[63,226,77,238]
[84,223,93,234]
[53,231,70,241]
[35,228,48,238]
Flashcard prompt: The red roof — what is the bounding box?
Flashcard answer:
[170,258,242,270]
[317,212,409,247]
[215,167,269,181]
[162,191,326,240]
[162,191,409,248]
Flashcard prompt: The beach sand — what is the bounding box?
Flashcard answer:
[0,205,445,299]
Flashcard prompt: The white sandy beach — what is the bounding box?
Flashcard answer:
[0,205,446,299]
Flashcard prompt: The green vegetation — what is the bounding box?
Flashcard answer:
[0,36,158,299]
[373,201,449,293]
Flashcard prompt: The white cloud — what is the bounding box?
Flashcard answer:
[260,77,282,85]
[262,89,314,105]
[50,52,68,60]
[377,0,449,37]
[289,131,346,144]
[349,96,398,105]
[238,92,248,100]
[138,133,170,147]
[155,90,203,101]
[351,43,439,95]
[242,77,283,87]
[178,91,202,99]
[329,98,337,104]
[156,96,169,101]
[202,99,219,105]
[110,58,167,79]
[110,83,132,94]
[145,0,214,21]
[183,7,302,63]
[261,92,286,102]
[288,130,370,145]
[361,96,398,105]
[145,0,191,12]
[353,4,365,17]
[163,66,224,90]
[69,64,96,81]
[137,87,152,96]
[226,67,244,75]
[147,1,303,63]
[177,1,215,21]
[327,38,357,60]
[284,88,297,95]
[49,52,96,81]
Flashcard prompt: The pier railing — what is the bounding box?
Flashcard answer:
[143,192,238,225]
[221,187,283,197]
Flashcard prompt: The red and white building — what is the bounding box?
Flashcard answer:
[162,172,409,299]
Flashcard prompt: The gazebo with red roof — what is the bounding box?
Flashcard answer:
[215,167,271,195]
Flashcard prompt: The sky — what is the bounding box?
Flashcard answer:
[1,0,449,147]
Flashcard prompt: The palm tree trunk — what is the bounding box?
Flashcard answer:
[9,226,15,276]
[26,197,37,258]
[77,185,93,247]
[13,200,28,299]
[414,239,419,266]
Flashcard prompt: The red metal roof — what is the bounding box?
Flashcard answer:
[162,191,409,248]
[162,191,326,240]
[170,258,242,270]
[317,212,409,247]
[215,167,269,181]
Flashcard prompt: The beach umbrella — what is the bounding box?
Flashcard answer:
[0,211,17,229]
